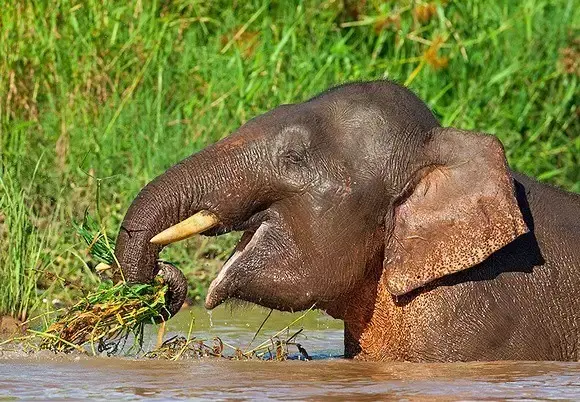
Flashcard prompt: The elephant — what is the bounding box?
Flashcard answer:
[114,80,580,362]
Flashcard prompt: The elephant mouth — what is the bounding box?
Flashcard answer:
[204,220,271,309]
[149,207,283,310]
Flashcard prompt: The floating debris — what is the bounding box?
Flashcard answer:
[142,308,313,361]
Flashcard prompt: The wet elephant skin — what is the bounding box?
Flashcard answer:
[114,80,580,361]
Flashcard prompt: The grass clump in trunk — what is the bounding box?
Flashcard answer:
[36,215,170,355]
[37,277,168,354]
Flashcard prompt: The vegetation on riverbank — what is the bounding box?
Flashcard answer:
[1,0,578,320]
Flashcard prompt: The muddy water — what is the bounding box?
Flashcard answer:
[2,305,580,400]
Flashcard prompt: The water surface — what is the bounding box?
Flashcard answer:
[1,306,579,400]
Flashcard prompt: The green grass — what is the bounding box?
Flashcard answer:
[0,168,53,320]
[1,0,578,318]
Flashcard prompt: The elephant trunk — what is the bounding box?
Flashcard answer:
[114,138,263,317]
[115,154,203,284]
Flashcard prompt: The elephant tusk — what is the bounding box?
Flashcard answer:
[95,262,111,272]
[150,210,220,245]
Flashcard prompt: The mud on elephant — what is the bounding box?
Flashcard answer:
[114,80,580,362]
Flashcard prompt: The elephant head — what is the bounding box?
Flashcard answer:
[114,81,527,333]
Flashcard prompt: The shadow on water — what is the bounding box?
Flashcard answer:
[2,305,580,400]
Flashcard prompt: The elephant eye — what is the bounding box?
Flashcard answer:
[282,149,307,166]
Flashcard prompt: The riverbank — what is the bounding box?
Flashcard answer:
[0,315,25,341]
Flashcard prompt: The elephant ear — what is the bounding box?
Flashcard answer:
[383,127,528,296]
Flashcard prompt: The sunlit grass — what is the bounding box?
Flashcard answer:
[0,163,56,321]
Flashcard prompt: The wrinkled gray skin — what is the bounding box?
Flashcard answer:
[115,80,580,361]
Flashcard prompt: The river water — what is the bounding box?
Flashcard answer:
[1,305,580,400]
